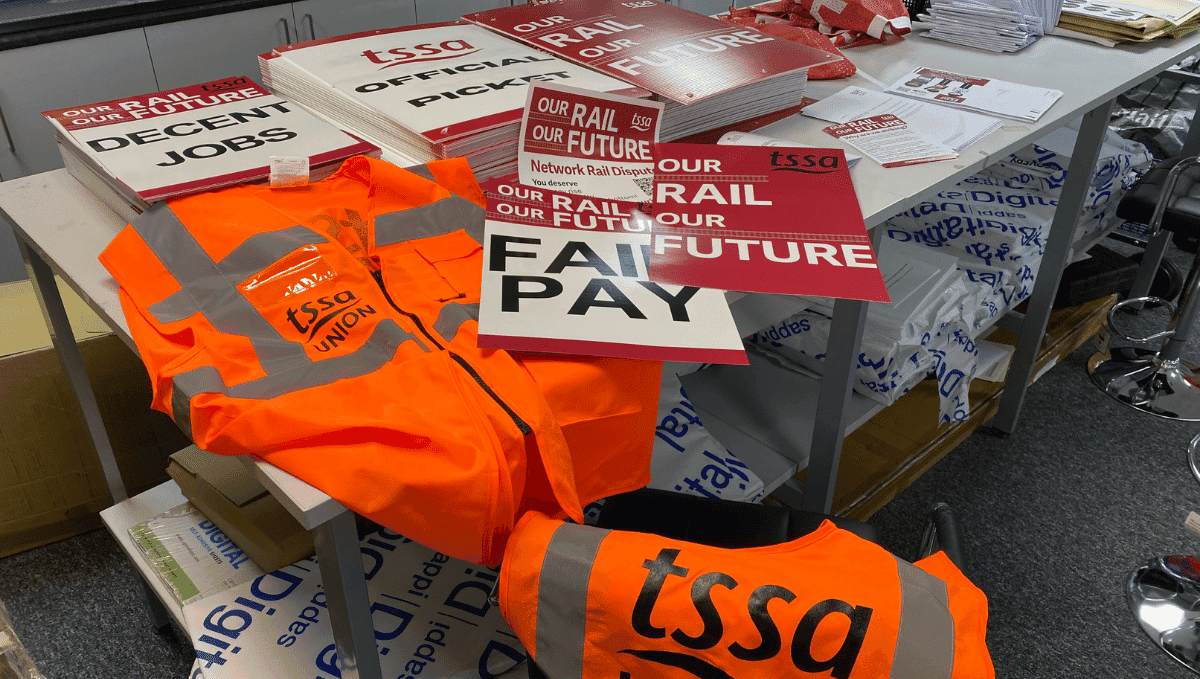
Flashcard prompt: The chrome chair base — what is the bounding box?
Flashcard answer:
[1128,556,1200,675]
[1088,347,1200,421]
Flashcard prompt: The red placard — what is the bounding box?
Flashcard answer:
[464,0,837,104]
[647,143,890,301]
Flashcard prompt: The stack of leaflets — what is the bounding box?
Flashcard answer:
[464,0,836,142]
[883,67,1062,122]
[259,22,643,179]
[913,0,1062,51]
[1054,0,1200,43]
[801,86,1004,151]
[43,76,378,223]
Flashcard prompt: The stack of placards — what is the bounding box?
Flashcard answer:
[259,22,643,179]
[913,0,1062,51]
[43,76,378,223]
[884,67,1062,122]
[464,0,836,142]
[1055,0,1200,43]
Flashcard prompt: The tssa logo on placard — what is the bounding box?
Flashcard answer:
[621,549,873,679]
[284,289,378,353]
[768,150,842,174]
[360,40,480,70]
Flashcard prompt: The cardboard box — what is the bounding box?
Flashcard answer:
[166,446,314,572]
[0,332,191,558]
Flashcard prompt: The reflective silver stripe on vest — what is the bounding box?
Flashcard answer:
[132,203,310,375]
[170,319,422,417]
[890,557,955,679]
[217,226,327,280]
[535,522,610,679]
[171,382,195,440]
[434,302,478,343]
[149,289,200,324]
[375,195,486,246]
[404,163,436,183]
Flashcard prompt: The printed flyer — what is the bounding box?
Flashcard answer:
[519,82,662,201]
[477,179,747,364]
[647,143,890,301]
[885,67,1063,122]
[823,114,959,168]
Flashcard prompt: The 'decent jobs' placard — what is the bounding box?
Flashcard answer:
[477,178,746,365]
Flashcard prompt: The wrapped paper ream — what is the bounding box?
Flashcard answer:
[747,239,983,422]
[185,524,526,679]
[649,371,765,503]
[129,502,264,606]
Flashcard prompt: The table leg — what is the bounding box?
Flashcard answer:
[18,237,127,504]
[991,98,1118,434]
[802,227,881,513]
[312,510,383,679]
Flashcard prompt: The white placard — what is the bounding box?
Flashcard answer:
[477,180,747,365]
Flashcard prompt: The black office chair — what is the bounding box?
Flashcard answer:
[1089,156,1200,421]
[525,488,966,679]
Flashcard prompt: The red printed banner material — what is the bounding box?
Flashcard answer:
[464,0,835,104]
[478,179,747,364]
[823,113,958,168]
[520,82,663,201]
[647,143,889,301]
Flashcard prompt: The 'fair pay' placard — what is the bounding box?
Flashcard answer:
[477,179,746,364]
[648,143,891,301]
[519,82,663,201]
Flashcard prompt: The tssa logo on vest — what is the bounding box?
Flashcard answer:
[622,549,872,679]
[284,290,378,353]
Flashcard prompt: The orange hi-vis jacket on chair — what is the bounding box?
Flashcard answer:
[98,155,662,566]
[501,512,995,679]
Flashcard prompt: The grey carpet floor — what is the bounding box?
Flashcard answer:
[4,242,1200,678]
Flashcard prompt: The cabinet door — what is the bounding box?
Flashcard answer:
[145,5,296,90]
[292,0,417,41]
[679,0,733,12]
[0,28,159,181]
[415,0,512,24]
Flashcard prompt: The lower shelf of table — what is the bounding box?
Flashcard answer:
[98,480,187,630]
[801,294,1116,520]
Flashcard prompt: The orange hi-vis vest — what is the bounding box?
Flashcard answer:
[501,512,995,679]
[99,155,662,566]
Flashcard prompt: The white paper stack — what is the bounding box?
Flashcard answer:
[258,22,644,180]
[43,76,378,224]
[653,73,809,141]
[913,0,1063,51]
[801,86,1004,151]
